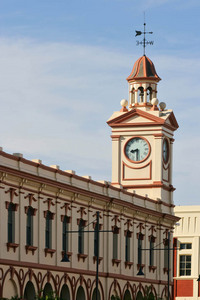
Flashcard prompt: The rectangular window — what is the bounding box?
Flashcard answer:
[164,239,169,269]
[113,232,118,259]
[8,203,15,243]
[62,216,69,252]
[179,255,191,276]
[138,233,143,265]
[180,243,192,250]
[94,223,100,257]
[78,219,85,254]
[45,211,52,249]
[125,234,130,262]
[26,207,33,246]
[149,238,154,266]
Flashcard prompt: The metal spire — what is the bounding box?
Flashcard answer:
[135,19,154,55]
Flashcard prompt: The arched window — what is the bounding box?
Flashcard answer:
[92,288,101,300]
[131,87,135,104]
[125,231,131,262]
[136,291,143,300]
[123,289,132,300]
[26,207,34,246]
[78,219,85,254]
[76,286,86,300]
[60,284,70,300]
[149,236,155,267]
[24,281,36,300]
[138,233,143,265]
[147,87,153,102]
[138,87,144,103]
[43,283,53,298]
[45,211,52,249]
[62,216,69,252]
[8,203,15,243]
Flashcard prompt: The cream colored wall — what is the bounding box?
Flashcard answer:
[174,206,200,300]
[110,120,174,205]
[0,151,177,298]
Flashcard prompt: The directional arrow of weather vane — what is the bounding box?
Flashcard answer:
[135,23,154,55]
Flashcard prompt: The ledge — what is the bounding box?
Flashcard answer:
[125,261,133,269]
[7,243,19,252]
[61,251,72,259]
[112,259,121,267]
[93,256,103,264]
[44,248,56,257]
[137,263,145,270]
[163,267,169,274]
[77,253,88,262]
[25,245,38,255]
[149,265,157,273]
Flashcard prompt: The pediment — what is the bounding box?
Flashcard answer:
[107,108,179,131]
[165,111,179,130]
[107,109,164,126]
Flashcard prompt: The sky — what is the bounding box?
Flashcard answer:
[0,0,199,206]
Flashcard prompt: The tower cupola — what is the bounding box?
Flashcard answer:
[127,55,161,109]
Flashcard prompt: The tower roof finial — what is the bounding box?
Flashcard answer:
[135,15,154,55]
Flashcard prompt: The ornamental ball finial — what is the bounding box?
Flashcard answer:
[120,99,128,107]
[151,98,159,106]
[159,102,166,111]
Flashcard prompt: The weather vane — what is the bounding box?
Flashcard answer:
[135,20,154,55]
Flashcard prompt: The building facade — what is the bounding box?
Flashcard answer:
[173,206,200,300]
[0,55,179,300]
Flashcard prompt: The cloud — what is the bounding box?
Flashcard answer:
[0,37,199,204]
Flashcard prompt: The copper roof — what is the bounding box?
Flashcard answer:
[127,55,161,82]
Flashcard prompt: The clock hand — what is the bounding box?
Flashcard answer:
[130,149,138,153]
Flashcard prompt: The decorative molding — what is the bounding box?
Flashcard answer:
[24,206,37,216]
[25,245,38,255]
[44,248,56,257]
[149,265,157,273]
[24,193,37,206]
[112,259,121,267]
[122,160,152,181]
[77,253,88,262]
[137,263,145,271]
[43,210,55,219]
[7,243,19,252]
[60,203,71,216]
[125,261,133,269]
[61,251,72,259]
[93,256,103,264]
[163,267,169,274]
[5,188,18,203]
[43,198,55,210]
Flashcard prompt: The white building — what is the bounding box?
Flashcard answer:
[173,206,200,300]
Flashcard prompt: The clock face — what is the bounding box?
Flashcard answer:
[163,139,169,163]
[125,137,150,162]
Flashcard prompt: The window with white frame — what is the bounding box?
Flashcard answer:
[179,255,191,276]
[180,243,192,250]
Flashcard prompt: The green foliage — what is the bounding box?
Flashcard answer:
[1,291,60,300]
[36,290,60,300]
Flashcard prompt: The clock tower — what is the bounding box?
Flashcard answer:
[107,55,179,205]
